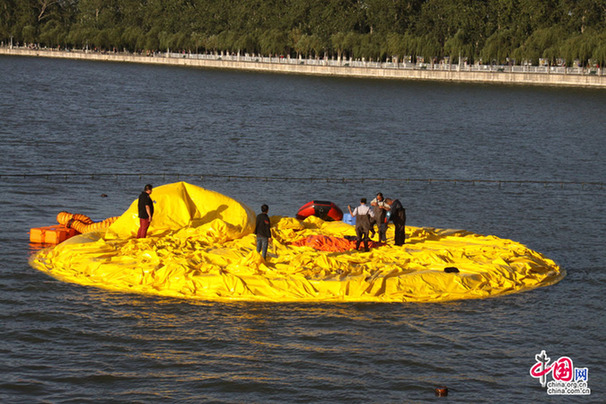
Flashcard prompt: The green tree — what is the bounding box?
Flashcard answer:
[444,29,475,63]
[418,33,441,61]
[592,32,606,67]
[39,19,67,47]
[331,31,347,59]
[294,34,312,58]
[259,29,288,56]
[22,24,37,43]
[517,26,565,65]
[481,29,518,64]
[561,30,600,66]
[122,26,145,51]
[560,0,605,34]
[1,0,605,66]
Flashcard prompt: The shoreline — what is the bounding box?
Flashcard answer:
[2,47,606,89]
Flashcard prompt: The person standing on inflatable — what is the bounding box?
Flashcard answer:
[385,198,406,246]
[348,198,374,252]
[370,192,389,243]
[137,184,154,238]
[255,204,272,259]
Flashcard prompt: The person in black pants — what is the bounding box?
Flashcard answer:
[254,204,272,259]
[385,198,406,246]
[348,198,374,252]
[370,192,389,242]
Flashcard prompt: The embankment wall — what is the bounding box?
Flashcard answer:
[2,48,605,89]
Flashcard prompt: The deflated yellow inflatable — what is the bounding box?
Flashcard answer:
[29,182,564,302]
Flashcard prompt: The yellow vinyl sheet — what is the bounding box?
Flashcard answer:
[29,182,565,302]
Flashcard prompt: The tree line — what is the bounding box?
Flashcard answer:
[2,0,606,66]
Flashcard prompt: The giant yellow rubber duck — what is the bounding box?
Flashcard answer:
[30,182,564,302]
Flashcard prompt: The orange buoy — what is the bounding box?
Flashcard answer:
[30,225,78,244]
[435,386,448,397]
[30,211,119,245]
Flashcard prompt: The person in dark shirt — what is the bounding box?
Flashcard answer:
[254,204,271,259]
[137,184,154,238]
[385,198,406,246]
[370,192,389,243]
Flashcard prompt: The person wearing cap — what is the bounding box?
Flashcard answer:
[137,184,154,238]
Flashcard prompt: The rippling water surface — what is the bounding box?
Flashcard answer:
[1,55,605,402]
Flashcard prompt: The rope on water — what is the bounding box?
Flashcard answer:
[0,172,603,189]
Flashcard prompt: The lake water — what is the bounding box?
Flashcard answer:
[1,55,604,402]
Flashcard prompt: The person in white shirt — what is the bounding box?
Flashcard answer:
[347,198,375,252]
